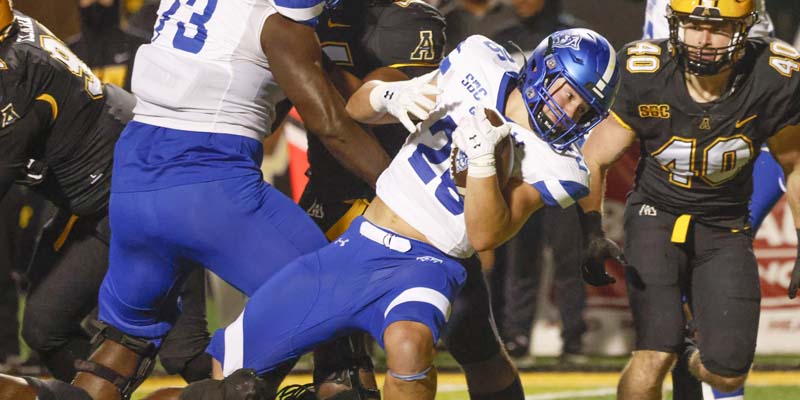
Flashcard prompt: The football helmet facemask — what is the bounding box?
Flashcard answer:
[518,28,620,152]
[667,0,757,75]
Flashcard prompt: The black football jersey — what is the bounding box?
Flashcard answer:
[0,12,125,216]
[307,0,446,202]
[613,38,800,228]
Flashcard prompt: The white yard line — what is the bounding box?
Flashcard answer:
[525,388,617,399]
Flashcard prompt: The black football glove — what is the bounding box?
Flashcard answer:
[789,229,800,299]
[579,209,619,287]
[179,369,267,400]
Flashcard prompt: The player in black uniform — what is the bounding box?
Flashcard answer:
[576,0,800,398]
[67,0,148,91]
[301,0,524,399]
[0,3,211,388]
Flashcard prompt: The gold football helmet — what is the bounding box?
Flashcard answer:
[0,0,12,33]
[667,0,757,75]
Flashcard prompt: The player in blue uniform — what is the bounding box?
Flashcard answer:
[63,0,395,399]
[200,28,619,399]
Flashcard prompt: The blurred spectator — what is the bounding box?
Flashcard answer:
[67,0,147,90]
[125,0,158,41]
[442,0,516,49]
[490,0,590,366]
[493,0,583,53]
[766,0,800,43]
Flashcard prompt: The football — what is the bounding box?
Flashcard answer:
[450,132,515,197]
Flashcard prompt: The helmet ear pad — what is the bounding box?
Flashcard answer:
[518,28,620,152]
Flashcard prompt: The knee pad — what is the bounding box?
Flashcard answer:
[23,377,92,400]
[699,345,754,378]
[387,366,432,382]
[74,320,158,400]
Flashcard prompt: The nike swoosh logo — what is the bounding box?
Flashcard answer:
[735,114,757,128]
[327,19,351,28]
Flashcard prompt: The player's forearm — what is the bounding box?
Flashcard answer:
[577,159,607,214]
[346,81,385,124]
[345,81,410,126]
[314,120,391,186]
[464,176,509,252]
[262,14,390,186]
[291,64,390,185]
[295,82,390,186]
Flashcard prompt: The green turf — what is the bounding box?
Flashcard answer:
[442,386,800,400]
[134,384,800,399]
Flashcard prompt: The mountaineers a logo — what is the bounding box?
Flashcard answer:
[699,116,711,130]
[1,103,19,128]
[410,31,435,61]
[552,33,582,51]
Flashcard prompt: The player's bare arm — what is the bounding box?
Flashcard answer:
[573,114,636,286]
[261,13,390,186]
[767,123,800,298]
[467,177,544,252]
[577,114,637,213]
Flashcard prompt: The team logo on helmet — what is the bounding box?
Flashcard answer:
[517,28,620,152]
[551,33,582,51]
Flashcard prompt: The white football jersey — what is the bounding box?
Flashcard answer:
[376,35,589,259]
[643,0,774,40]
[131,0,325,140]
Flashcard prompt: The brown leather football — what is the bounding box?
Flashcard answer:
[450,133,515,196]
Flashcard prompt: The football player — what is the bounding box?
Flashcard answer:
[305,0,523,399]
[0,0,210,391]
[644,0,781,235]
[577,1,800,399]
[80,0,395,398]
[203,28,619,400]
[642,1,778,399]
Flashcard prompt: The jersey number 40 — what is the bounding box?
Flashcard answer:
[652,135,754,188]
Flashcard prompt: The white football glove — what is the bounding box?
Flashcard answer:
[368,71,440,133]
[452,107,511,178]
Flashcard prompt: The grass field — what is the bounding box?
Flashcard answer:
[133,371,800,399]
